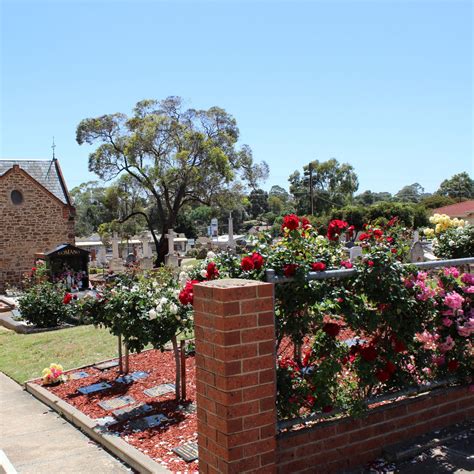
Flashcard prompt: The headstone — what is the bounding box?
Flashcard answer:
[228,213,236,250]
[173,441,199,462]
[98,395,136,411]
[413,230,420,243]
[349,246,363,262]
[97,245,107,265]
[128,413,168,431]
[69,371,90,380]
[143,383,175,398]
[78,382,112,395]
[94,360,119,371]
[109,233,123,271]
[410,241,424,263]
[113,403,153,421]
[165,229,179,267]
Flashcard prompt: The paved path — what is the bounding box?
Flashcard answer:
[0,373,131,473]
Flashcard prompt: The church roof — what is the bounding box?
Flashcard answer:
[0,159,72,205]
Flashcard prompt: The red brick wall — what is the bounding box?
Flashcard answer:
[194,279,277,474]
[0,167,75,291]
[277,385,474,473]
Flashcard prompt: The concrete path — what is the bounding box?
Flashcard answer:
[0,373,131,474]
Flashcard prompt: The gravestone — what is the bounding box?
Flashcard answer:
[128,414,169,431]
[413,230,420,243]
[173,441,199,462]
[69,371,90,380]
[94,360,119,371]
[78,382,112,395]
[109,233,123,272]
[143,383,175,398]
[113,403,153,421]
[228,213,236,250]
[349,246,363,262]
[410,241,424,263]
[165,229,179,267]
[98,395,136,411]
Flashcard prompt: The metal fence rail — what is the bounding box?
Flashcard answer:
[265,256,474,284]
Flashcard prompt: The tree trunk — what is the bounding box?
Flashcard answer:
[171,336,181,400]
[118,334,123,373]
[124,344,130,374]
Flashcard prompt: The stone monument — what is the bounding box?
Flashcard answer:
[165,229,179,268]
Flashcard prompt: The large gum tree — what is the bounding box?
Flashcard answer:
[77,96,267,264]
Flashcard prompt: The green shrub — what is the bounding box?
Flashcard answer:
[18,282,74,328]
[433,225,474,259]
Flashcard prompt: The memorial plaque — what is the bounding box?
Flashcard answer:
[94,360,119,371]
[95,416,116,427]
[115,375,134,384]
[130,371,149,380]
[349,246,363,262]
[129,413,168,431]
[117,371,149,383]
[143,383,175,398]
[78,382,112,395]
[69,371,90,380]
[173,441,198,462]
[113,403,153,421]
[98,395,136,411]
[182,403,196,414]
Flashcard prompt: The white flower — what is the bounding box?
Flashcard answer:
[148,309,157,320]
[207,251,216,260]
[169,303,178,315]
[159,297,168,305]
[178,271,188,285]
[200,269,208,278]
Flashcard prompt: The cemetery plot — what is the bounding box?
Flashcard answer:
[41,349,198,472]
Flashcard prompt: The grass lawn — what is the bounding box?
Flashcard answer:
[0,325,120,384]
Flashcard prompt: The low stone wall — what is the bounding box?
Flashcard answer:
[277,385,473,473]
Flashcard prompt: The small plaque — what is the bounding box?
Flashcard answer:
[113,403,153,421]
[129,413,168,431]
[179,403,196,414]
[78,382,112,395]
[144,383,175,398]
[94,360,119,371]
[98,395,136,411]
[173,441,198,462]
[69,371,90,380]
[116,371,150,384]
[95,416,116,428]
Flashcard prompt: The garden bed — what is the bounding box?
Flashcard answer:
[35,349,198,472]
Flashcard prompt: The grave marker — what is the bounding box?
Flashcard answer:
[98,395,136,411]
[116,371,149,384]
[349,246,363,262]
[173,441,198,462]
[113,403,153,421]
[128,414,168,431]
[94,360,119,371]
[143,383,175,398]
[69,371,90,380]
[77,382,112,395]
[410,241,424,263]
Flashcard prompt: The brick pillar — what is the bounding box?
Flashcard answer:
[194,279,277,474]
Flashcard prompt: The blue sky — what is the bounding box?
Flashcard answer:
[1,0,472,195]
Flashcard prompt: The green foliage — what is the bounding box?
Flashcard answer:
[421,194,456,209]
[437,172,474,200]
[18,282,74,328]
[433,225,474,259]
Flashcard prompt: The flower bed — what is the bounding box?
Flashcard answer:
[41,349,198,472]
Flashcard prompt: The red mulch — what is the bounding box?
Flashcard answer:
[43,349,198,473]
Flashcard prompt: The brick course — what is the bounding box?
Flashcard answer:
[0,165,75,291]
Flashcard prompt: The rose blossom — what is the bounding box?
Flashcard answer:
[438,335,455,353]
[443,267,460,279]
[461,273,474,285]
[443,292,464,310]
[442,317,453,327]
[311,262,326,272]
[281,214,300,231]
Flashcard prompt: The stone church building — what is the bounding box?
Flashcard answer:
[0,159,75,292]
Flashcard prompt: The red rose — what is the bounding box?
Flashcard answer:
[340,260,353,269]
[31,267,37,273]
[386,237,394,243]
[373,229,383,238]
[206,261,219,280]
[306,395,316,406]
[387,216,398,227]
[358,233,370,241]
[301,217,311,229]
[385,361,397,374]
[282,214,300,231]
[251,252,264,270]
[311,262,326,272]
[241,256,255,271]
[376,369,390,383]
[391,248,397,254]
[323,323,340,337]
[179,280,198,306]
[283,264,298,277]
[63,293,72,304]
[346,225,355,239]
[367,260,374,267]
[447,360,459,372]
[360,345,377,362]
[327,219,348,241]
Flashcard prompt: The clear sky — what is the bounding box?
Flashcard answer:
[1,0,472,196]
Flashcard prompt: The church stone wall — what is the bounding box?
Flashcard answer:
[0,166,75,292]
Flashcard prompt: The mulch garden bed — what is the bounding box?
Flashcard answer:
[42,349,198,473]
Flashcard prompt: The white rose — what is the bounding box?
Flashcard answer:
[169,303,178,315]
[148,309,157,320]
[200,269,208,278]
[159,297,168,305]
[207,251,216,260]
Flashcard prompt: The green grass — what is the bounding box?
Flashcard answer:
[0,325,120,384]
